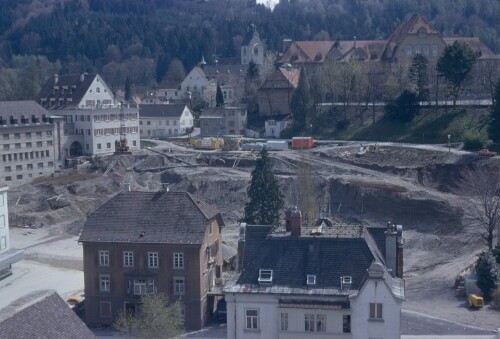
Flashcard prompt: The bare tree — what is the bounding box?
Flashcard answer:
[115,292,184,339]
[294,153,319,227]
[459,166,500,249]
[259,51,278,86]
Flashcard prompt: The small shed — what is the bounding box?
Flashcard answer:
[292,136,314,149]
[266,140,288,151]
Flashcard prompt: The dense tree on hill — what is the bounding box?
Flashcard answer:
[0,0,498,95]
[488,79,500,144]
[290,67,311,129]
[244,148,284,226]
[409,54,429,102]
[437,41,476,106]
[216,83,224,107]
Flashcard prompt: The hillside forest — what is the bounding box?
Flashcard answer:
[0,0,499,100]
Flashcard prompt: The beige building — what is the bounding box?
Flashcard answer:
[0,101,66,187]
[199,107,247,137]
[257,67,300,117]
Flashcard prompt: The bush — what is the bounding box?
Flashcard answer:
[385,90,420,123]
[463,130,485,151]
[475,250,500,301]
[492,286,500,310]
[335,119,349,130]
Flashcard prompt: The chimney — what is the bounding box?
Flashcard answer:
[80,72,85,82]
[285,206,302,236]
[283,38,292,53]
[385,222,404,278]
[237,223,246,272]
[123,183,131,192]
[54,74,59,85]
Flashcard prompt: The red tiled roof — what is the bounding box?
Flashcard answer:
[387,14,439,45]
[281,41,334,64]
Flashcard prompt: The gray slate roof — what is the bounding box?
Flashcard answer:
[139,103,189,118]
[0,101,50,122]
[79,191,222,244]
[238,225,386,290]
[37,73,98,109]
[0,290,95,339]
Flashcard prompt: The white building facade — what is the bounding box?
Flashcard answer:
[0,186,23,280]
[139,104,194,138]
[225,216,405,339]
[241,24,265,65]
[265,117,290,138]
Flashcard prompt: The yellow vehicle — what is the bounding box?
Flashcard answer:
[468,294,484,308]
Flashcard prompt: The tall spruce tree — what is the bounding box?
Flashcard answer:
[409,54,429,102]
[244,148,284,225]
[216,83,224,107]
[488,79,500,144]
[124,76,132,101]
[475,250,500,301]
[290,67,311,129]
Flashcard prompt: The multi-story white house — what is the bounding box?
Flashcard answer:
[265,116,290,138]
[38,74,140,156]
[0,186,23,280]
[0,101,66,186]
[139,103,194,138]
[225,209,405,339]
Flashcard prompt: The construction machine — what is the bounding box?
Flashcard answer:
[115,103,131,154]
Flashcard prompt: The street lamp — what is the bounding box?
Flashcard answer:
[448,134,451,153]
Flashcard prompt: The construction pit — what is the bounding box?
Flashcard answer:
[5,139,500,330]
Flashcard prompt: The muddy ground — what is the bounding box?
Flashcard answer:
[7,140,500,330]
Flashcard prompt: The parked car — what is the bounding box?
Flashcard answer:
[468,294,484,308]
[478,149,497,157]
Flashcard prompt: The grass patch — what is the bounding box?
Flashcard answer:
[140,140,157,148]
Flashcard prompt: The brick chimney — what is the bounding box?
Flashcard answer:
[283,38,292,53]
[285,206,302,236]
[385,222,404,278]
[237,223,246,272]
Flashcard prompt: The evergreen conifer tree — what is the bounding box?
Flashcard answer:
[216,83,224,107]
[475,250,500,301]
[488,79,500,144]
[243,148,284,225]
[290,67,311,129]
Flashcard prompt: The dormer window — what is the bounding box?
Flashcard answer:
[306,274,316,286]
[258,269,273,284]
[341,276,352,290]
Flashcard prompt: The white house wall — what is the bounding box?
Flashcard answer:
[350,279,402,339]
[139,107,193,138]
[227,293,353,339]
[0,187,9,256]
[77,75,116,109]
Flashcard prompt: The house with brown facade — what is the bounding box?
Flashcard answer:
[79,190,224,330]
[257,66,300,117]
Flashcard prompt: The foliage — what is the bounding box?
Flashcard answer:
[409,54,429,101]
[462,130,485,150]
[488,79,500,144]
[437,41,476,105]
[493,245,500,265]
[244,148,284,225]
[124,76,131,101]
[475,250,500,301]
[246,61,259,81]
[114,292,184,339]
[216,83,224,107]
[290,67,311,129]
[295,155,318,227]
[385,90,420,123]
[460,166,500,249]
[492,286,500,310]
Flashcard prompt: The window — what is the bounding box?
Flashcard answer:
[107,142,111,149]
[133,279,147,295]
[305,314,315,332]
[99,274,110,292]
[280,312,288,331]
[5,176,11,181]
[307,274,316,286]
[173,253,184,269]
[258,269,273,284]
[123,251,134,267]
[15,143,21,149]
[0,216,4,228]
[0,236,6,250]
[36,132,42,137]
[245,309,259,330]
[27,164,33,170]
[4,166,11,173]
[16,165,22,171]
[147,121,151,125]
[97,143,102,150]
[343,315,351,333]
[2,134,8,140]
[37,163,43,169]
[100,301,111,318]
[47,140,53,146]
[3,144,9,150]
[48,161,54,167]
[25,132,31,138]
[148,252,159,268]
[99,250,109,266]
[369,303,383,320]
[305,314,326,332]
[316,314,326,332]
[14,133,20,139]
[174,277,185,295]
